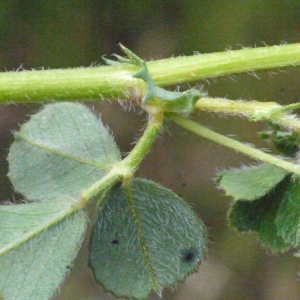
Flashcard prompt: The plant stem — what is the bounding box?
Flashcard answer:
[0,43,300,104]
[167,113,300,176]
[79,171,121,207]
[150,43,300,86]
[195,97,300,132]
[80,113,163,205]
[120,113,163,173]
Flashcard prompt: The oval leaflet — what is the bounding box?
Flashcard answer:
[89,178,208,300]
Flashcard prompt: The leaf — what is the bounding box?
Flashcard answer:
[89,178,207,300]
[219,164,293,252]
[228,177,290,252]
[0,201,74,255]
[218,164,288,201]
[276,177,300,247]
[8,102,121,201]
[0,202,88,300]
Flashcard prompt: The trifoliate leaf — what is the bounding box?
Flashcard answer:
[0,202,87,300]
[228,177,290,252]
[8,102,121,201]
[276,177,300,247]
[218,164,288,201]
[89,178,207,300]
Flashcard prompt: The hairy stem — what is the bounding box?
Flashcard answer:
[120,114,163,173]
[80,113,163,204]
[168,113,300,176]
[195,97,300,132]
[0,43,299,104]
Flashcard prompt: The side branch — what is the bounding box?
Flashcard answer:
[167,113,300,176]
[195,97,300,132]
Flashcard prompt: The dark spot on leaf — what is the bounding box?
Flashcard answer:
[181,247,198,263]
[112,239,119,245]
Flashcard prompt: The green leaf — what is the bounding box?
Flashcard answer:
[89,178,207,300]
[228,177,290,252]
[228,199,265,232]
[0,202,88,300]
[0,201,74,255]
[276,177,300,247]
[8,102,121,201]
[218,164,288,201]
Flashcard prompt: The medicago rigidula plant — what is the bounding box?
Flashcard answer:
[1,43,300,300]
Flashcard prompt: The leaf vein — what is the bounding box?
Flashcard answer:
[124,184,159,291]
[14,133,112,170]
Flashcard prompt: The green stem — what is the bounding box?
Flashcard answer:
[195,97,300,132]
[79,171,120,206]
[150,43,300,86]
[0,43,300,104]
[167,113,300,176]
[80,114,163,204]
[120,113,163,173]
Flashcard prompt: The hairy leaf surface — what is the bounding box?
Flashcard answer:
[8,102,121,201]
[218,164,288,201]
[0,201,77,255]
[276,177,300,246]
[228,177,290,252]
[0,203,87,300]
[89,178,207,300]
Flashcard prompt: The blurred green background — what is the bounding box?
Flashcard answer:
[1,1,300,299]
